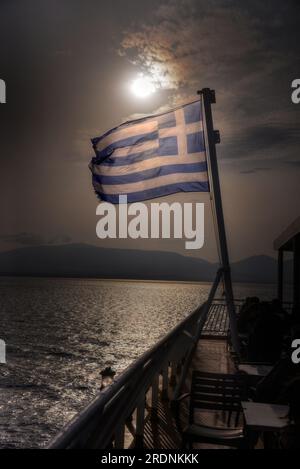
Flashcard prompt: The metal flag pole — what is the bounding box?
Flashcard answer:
[198,88,241,356]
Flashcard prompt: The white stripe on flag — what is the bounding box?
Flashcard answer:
[110,139,159,158]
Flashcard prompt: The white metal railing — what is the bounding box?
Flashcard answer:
[48,271,223,449]
[48,303,203,448]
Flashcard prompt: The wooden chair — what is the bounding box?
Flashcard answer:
[175,371,249,448]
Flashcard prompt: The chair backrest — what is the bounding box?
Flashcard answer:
[189,371,247,424]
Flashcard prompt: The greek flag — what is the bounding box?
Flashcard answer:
[89,100,209,203]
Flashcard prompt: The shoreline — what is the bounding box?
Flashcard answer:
[0,275,279,287]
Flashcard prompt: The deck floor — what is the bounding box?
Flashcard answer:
[142,339,238,449]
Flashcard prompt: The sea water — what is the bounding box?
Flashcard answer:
[0,277,277,448]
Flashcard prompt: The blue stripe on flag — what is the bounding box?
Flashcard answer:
[93,162,207,185]
[93,181,210,204]
[97,130,158,158]
[101,149,159,166]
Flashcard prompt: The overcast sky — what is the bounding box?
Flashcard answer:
[0,0,299,262]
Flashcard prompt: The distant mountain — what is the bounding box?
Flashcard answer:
[231,254,292,284]
[0,244,216,281]
[231,255,278,284]
[0,244,291,283]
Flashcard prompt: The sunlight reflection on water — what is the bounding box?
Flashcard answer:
[0,277,276,448]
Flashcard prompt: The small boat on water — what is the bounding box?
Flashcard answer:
[48,216,300,449]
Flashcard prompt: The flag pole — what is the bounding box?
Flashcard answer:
[198,88,241,356]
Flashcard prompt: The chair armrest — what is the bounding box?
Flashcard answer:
[238,361,273,366]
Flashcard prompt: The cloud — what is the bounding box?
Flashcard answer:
[220,122,300,162]
[120,0,300,167]
[0,233,72,246]
[120,0,297,91]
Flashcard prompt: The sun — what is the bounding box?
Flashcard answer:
[131,76,156,98]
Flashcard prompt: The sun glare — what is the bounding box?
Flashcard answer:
[131,76,156,98]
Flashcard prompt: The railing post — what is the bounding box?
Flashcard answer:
[151,374,159,418]
[135,396,145,448]
[114,422,125,449]
[162,365,169,400]
[170,362,177,387]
